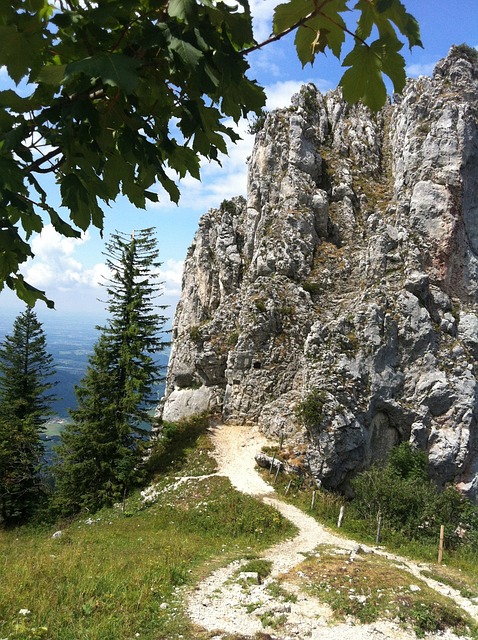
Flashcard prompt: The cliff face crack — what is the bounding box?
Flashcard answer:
[161,47,478,499]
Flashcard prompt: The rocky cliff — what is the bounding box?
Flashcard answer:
[159,46,478,498]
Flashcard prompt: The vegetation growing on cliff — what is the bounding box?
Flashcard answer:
[268,441,478,558]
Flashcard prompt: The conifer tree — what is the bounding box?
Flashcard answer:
[55,229,168,514]
[0,308,56,524]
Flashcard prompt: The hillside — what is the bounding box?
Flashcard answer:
[2,418,478,639]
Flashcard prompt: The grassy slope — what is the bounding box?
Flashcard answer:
[0,420,295,640]
[3,420,478,640]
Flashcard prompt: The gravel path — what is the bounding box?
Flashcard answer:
[187,423,477,639]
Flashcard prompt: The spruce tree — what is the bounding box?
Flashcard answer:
[55,229,168,514]
[0,308,56,525]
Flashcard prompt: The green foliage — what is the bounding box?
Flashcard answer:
[54,229,168,515]
[0,0,421,306]
[247,110,267,134]
[219,198,242,215]
[189,325,202,343]
[449,43,478,64]
[226,330,239,346]
[147,414,217,477]
[254,299,266,312]
[0,308,56,525]
[0,308,56,427]
[351,443,475,545]
[0,416,46,526]
[388,441,428,480]
[295,388,327,431]
[301,280,322,295]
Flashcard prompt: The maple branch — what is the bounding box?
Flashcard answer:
[242,10,320,56]
[24,148,63,175]
[33,157,64,174]
[242,4,368,56]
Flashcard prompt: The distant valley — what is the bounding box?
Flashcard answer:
[0,312,169,462]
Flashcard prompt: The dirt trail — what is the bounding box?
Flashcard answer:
[187,423,478,639]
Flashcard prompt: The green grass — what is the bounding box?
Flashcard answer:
[4,417,478,640]
[43,420,69,437]
[288,549,478,638]
[147,413,219,477]
[238,558,273,581]
[260,465,478,597]
[0,418,295,640]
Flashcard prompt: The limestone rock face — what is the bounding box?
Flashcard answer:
[160,47,478,498]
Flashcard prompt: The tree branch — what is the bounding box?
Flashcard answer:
[24,148,63,175]
[242,2,368,57]
[242,9,320,56]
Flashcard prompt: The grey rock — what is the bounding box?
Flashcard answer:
[160,47,478,499]
[161,386,223,423]
[458,313,478,358]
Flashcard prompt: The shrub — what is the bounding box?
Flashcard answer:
[388,442,428,481]
[254,299,266,312]
[351,443,478,547]
[302,281,322,295]
[295,389,327,431]
[189,326,202,342]
[450,43,478,64]
[247,110,267,134]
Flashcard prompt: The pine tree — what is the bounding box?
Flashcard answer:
[0,308,56,525]
[55,229,168,514]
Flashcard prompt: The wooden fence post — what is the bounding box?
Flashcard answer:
[438,524,445,563]
[376,512,382,544]
[273,465,281,484]
[269,455,275,475]
[285,479,292,495]
[337,505,345,528]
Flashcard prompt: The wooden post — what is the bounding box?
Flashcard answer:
[337,505,345,528]
[311,490,316,511]
[376,512,382,544]
[285,479,292,495]
[273,465,281,484]
[269,455,275,475]
[438,524,445,563]
[279,432,284,450]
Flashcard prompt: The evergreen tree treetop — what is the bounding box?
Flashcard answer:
[0,307,56,428]
[55,228,168,514]
[0,307,56,525]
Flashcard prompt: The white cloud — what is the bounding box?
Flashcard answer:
[160,259,184,297]
[264,78,325,109]
[24,225,108,291]
[151,118,255,213]
[250,0,276,42]
[406,62,436,78]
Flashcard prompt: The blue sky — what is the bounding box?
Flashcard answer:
[1,0,477,330]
